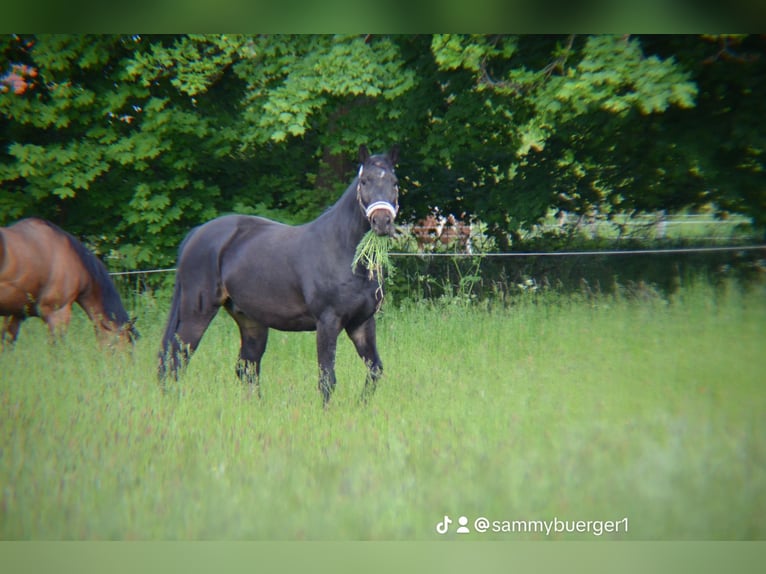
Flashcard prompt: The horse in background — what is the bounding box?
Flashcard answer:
[412,210,472,253]
[158,145,400,405]
[0,218,138,347]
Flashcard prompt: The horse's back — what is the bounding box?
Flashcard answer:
[1,218,55,274]
[175,214,316,330]
[179,215,294,266]
[176,214,286,291]
[181,215,264,260]
[0,218,75,314]
[0,225,5,270]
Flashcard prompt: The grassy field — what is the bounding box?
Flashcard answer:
[1,281,764,540]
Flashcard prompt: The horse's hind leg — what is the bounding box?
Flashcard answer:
[159,288,220,384]
[166,306,219,379]
[346,317,383,403]
[227,308,269,396]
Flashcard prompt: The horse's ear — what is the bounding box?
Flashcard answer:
[358,145,370,163]
[388,144,399,165]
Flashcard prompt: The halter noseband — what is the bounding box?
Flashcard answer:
[364,200,398,219]
[357,164,399,221]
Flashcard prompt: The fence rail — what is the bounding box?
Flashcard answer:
[109,267,179,277]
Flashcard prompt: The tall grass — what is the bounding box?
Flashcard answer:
[1,281,764,539]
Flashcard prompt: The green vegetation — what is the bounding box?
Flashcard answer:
[2,35,764,270]
[352,230,393,280]
[2,281,764,539]
[1,32,764,543]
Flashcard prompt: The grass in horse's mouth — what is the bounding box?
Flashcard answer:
[352,230,393,280]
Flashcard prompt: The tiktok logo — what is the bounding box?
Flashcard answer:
[435,515,452,534]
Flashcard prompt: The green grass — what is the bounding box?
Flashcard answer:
[1,282,764,539]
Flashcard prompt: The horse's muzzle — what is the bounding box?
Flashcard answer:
[366,202,397,236]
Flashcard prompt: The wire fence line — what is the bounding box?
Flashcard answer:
[107,244,766,277]
[109,267,178,277]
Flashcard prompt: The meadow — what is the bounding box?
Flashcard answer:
[1,280,764,540]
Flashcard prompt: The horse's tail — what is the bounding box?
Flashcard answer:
[159,276,183,358]
[158,226,199,380]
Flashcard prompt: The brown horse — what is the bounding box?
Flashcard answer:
[413,211,472,253]
[0,218,138,346]
[439,214,472,253]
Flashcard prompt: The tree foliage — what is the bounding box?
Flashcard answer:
[1,34,764,268]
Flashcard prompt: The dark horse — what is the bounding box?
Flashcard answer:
[158,145,400,404]
[0,218,138,346]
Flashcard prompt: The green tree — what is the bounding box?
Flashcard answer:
[1,34,764,269]
[0,34,418,266]
[1,34,248,266]
[417,34,765,243]
[419,34,702,245]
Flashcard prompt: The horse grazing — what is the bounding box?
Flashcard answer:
[0,218,138,346]
[158,145,400,404]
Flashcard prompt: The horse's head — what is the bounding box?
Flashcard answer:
[356,145,400,237]
[98,315,140,349]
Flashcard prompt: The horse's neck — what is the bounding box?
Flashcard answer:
[77,290,109,328]
[312,181,369,250]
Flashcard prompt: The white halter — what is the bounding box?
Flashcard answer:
[364,200,398,219]
[357,164,399,220]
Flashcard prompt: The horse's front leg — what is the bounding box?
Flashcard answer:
[316,315,342,405]
[1,316,23,347]
[346,317,383,403]
[42,305,72,340]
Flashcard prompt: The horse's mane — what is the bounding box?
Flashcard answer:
[41,220,131,325]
